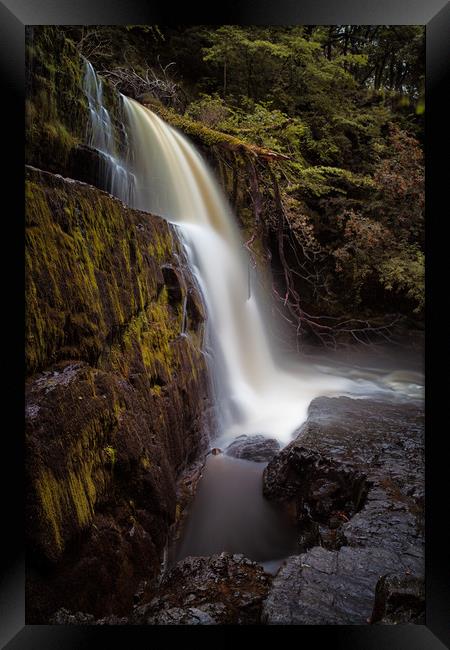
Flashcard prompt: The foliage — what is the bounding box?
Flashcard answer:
[379,248,425,314]
[329,124,424,314]
[185,93,231,128]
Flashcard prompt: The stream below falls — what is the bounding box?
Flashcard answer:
[172,341,424,573]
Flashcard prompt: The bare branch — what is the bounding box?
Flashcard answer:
[100,60,185,109]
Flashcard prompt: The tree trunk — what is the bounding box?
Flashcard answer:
[223,59,227,98]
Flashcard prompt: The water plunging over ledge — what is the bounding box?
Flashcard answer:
[121,96,359,446]
[82,61,424,568]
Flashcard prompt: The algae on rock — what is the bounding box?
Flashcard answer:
[26,168,212,622]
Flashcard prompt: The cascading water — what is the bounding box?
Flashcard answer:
[83,59,353,445]
[120,97,357,445]
[83,59,136,205]
[82,61,424,565]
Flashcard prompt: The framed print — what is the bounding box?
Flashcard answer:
[1,0,449,646]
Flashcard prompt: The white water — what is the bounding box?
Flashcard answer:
[82,61,423,448]
[83,59,136,205]
[121,96,360,444]
[82,62,424,565]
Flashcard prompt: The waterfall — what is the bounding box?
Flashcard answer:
[83,59,136,205]
[83,61,352,445]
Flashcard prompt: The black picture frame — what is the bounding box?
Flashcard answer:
[1,0,448,646]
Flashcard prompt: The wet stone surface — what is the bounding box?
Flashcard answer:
[262,396,424,625]
[262,545,422,625]
[133,553,272,625]
[225,434,281,463]
[371,572,425,624]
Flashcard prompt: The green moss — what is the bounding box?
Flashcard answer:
[26,168,182,375]
[35,469,64,551]
[34,396,119,557]
[145,100,273,157]
[35,464,97,553]
[104,445,117,467]
[112,285,181,384]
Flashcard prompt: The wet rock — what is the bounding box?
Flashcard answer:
[186,287,206,332]
[133,553,272,625]
[144,606,218,625]
[50,609,96,625]
[168,459,206,552]
[68,144,104,188]
[25,168,212,623]
[264,397,424,553]
[370,572,425,624]
[262,397,424,624]
[262,545,422,625]
[225,435,280,463]
[50,608,128,625]
[161,266,184,307]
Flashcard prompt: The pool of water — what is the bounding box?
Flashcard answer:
[172,341,424,571]
[173,453,298,572]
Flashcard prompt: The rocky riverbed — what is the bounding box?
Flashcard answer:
[262,395,424,625]
[50,394,424,625]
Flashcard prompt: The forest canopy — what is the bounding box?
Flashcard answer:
[62,25,425,341]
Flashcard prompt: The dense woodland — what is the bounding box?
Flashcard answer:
[62,25,425,344]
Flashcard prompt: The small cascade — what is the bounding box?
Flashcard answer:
[83,59,136,205]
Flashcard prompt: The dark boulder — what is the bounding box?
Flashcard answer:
[262,396,424,625]
[225,435,280,463]
[133,553,272,625]
[370,572,425,624]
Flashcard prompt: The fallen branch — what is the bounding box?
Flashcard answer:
[102,59,183,109]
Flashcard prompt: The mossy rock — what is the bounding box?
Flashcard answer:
[25,27,125,176]
[25,167,213,620]
[26,166,190,378]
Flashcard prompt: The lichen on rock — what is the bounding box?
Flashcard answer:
[26,167,213,622]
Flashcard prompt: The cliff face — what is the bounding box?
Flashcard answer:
[26,27,88,174]
[26,165,211,620]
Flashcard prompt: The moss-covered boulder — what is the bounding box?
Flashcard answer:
[26,167,212,622]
